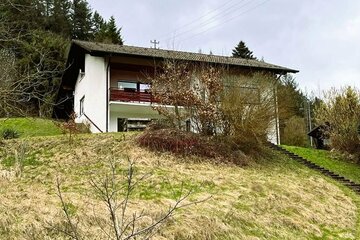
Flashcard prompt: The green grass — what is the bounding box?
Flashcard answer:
[0,133,359,239]
[283,145,360,184]
[0,118,62,138]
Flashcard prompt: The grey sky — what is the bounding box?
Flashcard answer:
[88,0,360,95]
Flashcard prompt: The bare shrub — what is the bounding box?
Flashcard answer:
[220,73,277,150]
[137,128,249,165]
[282,116,308,147]
[150,60,223,134]
[54,177,82,240]
[315,86,360,161]
[137,128,219,158]
[150,60,193,130]
[53,158,209,239]
[189,64,223,135]
[56,112,79,144]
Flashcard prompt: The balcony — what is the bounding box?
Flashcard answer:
[110,88,157,103]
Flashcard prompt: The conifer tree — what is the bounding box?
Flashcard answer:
[94,16,123,45]
[91,11,105,34]
[71,0,93,40]
[48,0,72,37]
[232,41,256,59]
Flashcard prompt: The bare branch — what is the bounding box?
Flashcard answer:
[55,177,82,240]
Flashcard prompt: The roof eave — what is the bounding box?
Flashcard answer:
[84,49,299,74]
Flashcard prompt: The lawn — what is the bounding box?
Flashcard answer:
[0,133,359,239]
[0,118,62,138]
[283,145,360,184]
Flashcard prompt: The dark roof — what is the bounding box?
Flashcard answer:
[308,124,330,139]
[72,40,299,74]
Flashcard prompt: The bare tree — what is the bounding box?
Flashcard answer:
[0,49,62,117]
[149,60,224,134]
[149,60,194,130]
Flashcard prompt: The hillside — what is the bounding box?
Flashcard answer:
[283,145,360,185]
[0,133,359,239]
[0,118,62,138]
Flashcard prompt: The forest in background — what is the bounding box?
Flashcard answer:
[0,0,123,117]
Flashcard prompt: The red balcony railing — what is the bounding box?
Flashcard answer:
[110,88,157,103]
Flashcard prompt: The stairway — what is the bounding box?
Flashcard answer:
[268,143,360,194]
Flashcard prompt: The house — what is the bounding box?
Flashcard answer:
[55,40,298,144]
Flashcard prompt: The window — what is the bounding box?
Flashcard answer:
[139,83,151,93]
[117,81,137,92]
[80,96,85,115]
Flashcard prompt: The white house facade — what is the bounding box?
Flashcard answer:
[55,40,298,144]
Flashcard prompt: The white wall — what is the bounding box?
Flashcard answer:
[74,54,108,133]
[267,119,278,144]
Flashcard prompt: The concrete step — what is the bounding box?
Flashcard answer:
[269,143,360,195]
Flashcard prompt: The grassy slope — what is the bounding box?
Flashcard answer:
[0,118,62,138]
[0,134,359,239]
[283,145,360,184]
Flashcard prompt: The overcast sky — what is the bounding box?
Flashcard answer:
[88,0,360,95]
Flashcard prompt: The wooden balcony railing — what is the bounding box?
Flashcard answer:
[110,88,157,103]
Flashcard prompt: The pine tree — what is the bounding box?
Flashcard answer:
[71,0,93,40]
[94,16,123,45]
[91,11,105,35]
[48,0,72,37]
[1,0,45,33]
[43,0,54,17]
[232,41,256,59]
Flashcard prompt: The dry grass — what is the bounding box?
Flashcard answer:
[0,133,359,239]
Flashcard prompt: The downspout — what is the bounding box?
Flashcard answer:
[106,56,111,132]
[275,75,281,145]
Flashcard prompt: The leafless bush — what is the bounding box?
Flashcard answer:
[138,128,250,165]
[138,128,219,158]
[282,116,308,147]
[55,177,83,240]
[54,157,209,239]
[220,73,277,150]
[315,86,360,161]
[149,60,224,134]
[56,112,79,144]
[150,60,193,130]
